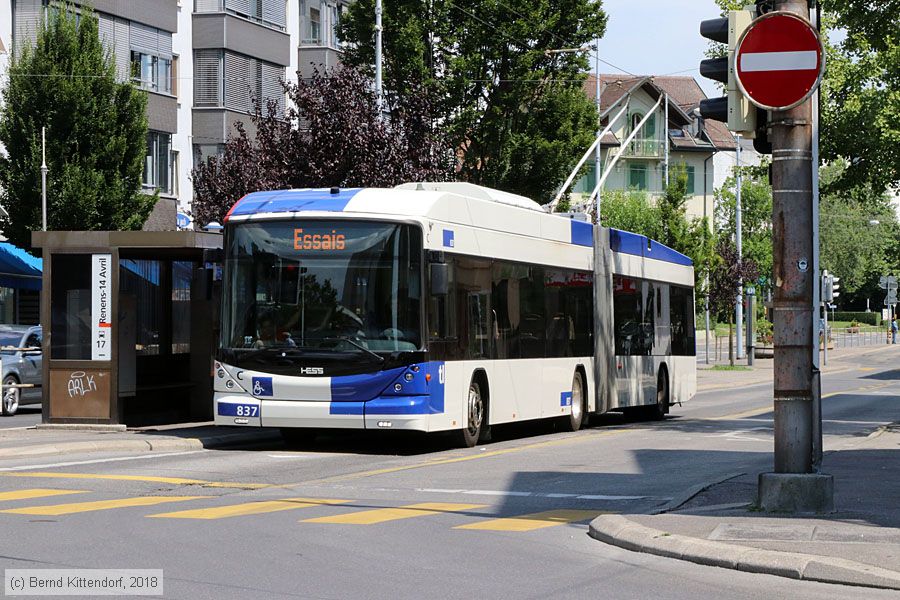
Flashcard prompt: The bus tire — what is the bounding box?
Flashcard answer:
[648,368,669,421]
[559,370,585,432]
[280,427,317,447]
[455,378,485,448]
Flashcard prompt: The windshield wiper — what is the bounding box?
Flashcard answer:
[233,346,307,362]
[325,336,385,364]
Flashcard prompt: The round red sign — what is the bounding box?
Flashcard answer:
[734,11,824,111]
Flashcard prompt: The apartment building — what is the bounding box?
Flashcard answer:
[573,74,736,227]
[0,0,349,228]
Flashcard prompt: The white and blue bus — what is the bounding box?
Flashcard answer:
[213,182,696,446]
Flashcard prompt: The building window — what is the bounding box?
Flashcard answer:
[628,164,648,190]
[685,165,695,194]
[144,131,173,196]
[193,144,225,168]
[194,49,224,107]
[301,0,322,44]
[131,50,172,94]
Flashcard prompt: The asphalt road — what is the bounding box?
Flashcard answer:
[0,404,41,429]
[0,354,899,599]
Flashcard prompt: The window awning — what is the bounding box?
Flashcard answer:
[0,243,42,291]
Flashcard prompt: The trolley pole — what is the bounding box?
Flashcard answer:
[757,0,833,513]
[41,127,48,231]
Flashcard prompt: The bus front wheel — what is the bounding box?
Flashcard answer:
[559,370,585,432]
[455,379,485,448]
[647,369,669,421]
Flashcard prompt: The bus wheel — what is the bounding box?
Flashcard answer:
[280,428,317,447]
[559,370,585,432]
[648,369,669,421]
[455,379,485,448]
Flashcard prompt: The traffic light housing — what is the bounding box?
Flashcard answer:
[821,271,840,303]
[698,9,771,152]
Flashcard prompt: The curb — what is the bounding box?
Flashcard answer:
[589,514,900,591]
[0,429,283,460]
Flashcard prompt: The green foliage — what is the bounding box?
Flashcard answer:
[337,0,607,203]
[601,165,715,291]
[819,160,897,301]
[831,311,881,326]
[716,160,773,289]
[0,6,154,250]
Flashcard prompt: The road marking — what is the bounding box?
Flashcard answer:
[0,451,206,471]
[300,429,635,486]
[417,488,649,501]
[148,497,349,520]
[709,380,897,421]
[0,495,202,516]
[302,502,485,525]
[0,488,87,502]
[455,509,601,532]
[0,472,270,490]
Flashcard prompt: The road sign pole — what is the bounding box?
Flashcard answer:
[757,0,833,513]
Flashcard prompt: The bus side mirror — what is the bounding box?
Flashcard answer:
[430,263,449,296]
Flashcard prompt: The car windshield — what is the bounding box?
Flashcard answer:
[0,333,22,353]
[221,220,423,365]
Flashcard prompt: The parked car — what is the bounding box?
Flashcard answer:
[0,325,42,416]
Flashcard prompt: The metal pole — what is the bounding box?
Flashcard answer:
[664,93,669,187]
[810,1,823,471]
[735,134,744,359]
[771,0,814,475]
[41,127,48,231]
[375,0,383,110]
[595,45,601,193]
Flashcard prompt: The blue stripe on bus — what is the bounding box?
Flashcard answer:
[609,228,693,266]
[570,220,593,247]
[327,361,445,416]
[228,188,363,217]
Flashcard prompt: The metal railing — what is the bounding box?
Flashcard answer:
[708,327,891,361]
[622,138,664,159]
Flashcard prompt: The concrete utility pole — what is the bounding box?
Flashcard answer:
[757,0,833,512]
[735,134,743,360]
[595,45,601,193]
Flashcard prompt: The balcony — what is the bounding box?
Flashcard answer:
[621,138,665,159]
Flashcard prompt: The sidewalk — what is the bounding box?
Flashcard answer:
[592,353,900,590]
[0,423,282,461]
[697,342,899,392]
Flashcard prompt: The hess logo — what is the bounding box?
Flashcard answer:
[299,367,324,375]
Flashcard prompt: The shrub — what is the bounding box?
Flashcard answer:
[831,311,880,326]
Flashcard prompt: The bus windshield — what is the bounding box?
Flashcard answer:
[221,220,423,368]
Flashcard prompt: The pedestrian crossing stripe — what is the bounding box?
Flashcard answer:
[302,502,486,525]
[0,496,203,516]
[454,509,601,532]
[0,472,270,489]
[147,498,350,520]
[0,489,87,502]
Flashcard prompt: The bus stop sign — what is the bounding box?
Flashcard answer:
[735,11,824,111]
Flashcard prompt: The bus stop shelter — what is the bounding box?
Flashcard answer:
[32,231,222,426]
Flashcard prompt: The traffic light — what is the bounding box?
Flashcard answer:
[698,8,771,152]
[821,271,840,303]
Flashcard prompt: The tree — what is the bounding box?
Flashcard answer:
[818,160,898,308]
[600,166,715,292]
[715,160,773,291]
[336,0,607,203]
[0,6,154,250]
[191,65,453,225]
[708,238,759,365]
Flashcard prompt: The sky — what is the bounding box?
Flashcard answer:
[595,0,724,99]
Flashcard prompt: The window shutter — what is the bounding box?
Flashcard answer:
[194,50,223,107]
[224,52,253,112]
[194,0,223,12]
[225,0,252,18]
[13,0,42,56]
[261,62,285,115]
[263,0,286,28]
[130,22,158,53]
[113,19,130,81]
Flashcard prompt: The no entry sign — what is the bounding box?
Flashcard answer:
[735,11,824,111]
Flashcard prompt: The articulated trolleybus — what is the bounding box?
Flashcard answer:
[214,182,697,446]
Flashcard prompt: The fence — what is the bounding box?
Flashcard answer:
[708,327,890,361]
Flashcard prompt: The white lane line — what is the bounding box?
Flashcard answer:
[736,418,892,426]
[417,488,648,501]
[0,450,206,472]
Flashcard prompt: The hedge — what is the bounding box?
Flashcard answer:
[830,311,881,326]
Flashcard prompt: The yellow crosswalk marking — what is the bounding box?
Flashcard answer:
[148,498,349,520]
[0,489,87,502]
[0,496,202,516]
[454,509,600,532]
[302,502,485,525]
[0,472,270,489]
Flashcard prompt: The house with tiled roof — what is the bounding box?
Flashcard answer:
[572,74,736,227]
